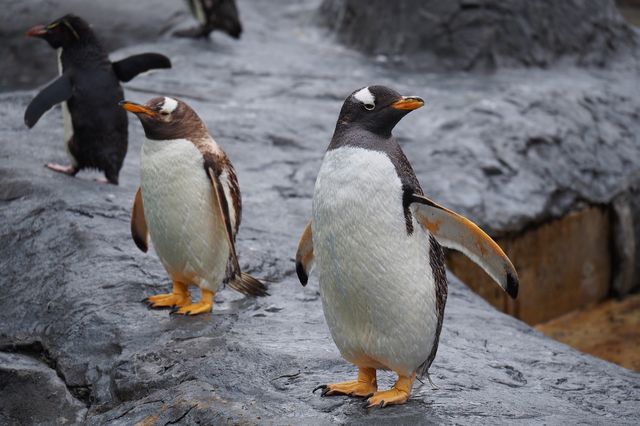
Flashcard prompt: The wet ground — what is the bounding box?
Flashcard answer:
[1,0,639,424]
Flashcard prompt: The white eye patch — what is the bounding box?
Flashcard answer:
[160,97,178,114]
[353,87,375,109]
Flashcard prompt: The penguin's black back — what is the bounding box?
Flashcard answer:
[61,29,127,183]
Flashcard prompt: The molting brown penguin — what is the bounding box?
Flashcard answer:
[121,96,267,315]
[24,14,171,184]
[296,85,518,408]
[174,0,242,39]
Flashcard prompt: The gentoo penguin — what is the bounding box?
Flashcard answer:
[24,14,171,184]
[296,86,518,408]
[121,96,267,315]
[174,0,242,39]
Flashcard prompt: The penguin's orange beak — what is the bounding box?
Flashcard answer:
[26,25,48,37]
[119,100,157,117]
[390,96,424,111]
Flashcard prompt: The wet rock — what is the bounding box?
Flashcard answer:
[0,351,87,425]
[319,0,638,70]
[0,0,639,424]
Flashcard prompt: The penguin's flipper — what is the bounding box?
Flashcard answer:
[24,74,72,128]
[207,167,268,297]
[295,221,314,286]
[131,187,149,252]
[112,53,172,83]
[411,194,518,299]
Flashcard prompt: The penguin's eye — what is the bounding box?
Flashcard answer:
[363,103,375,111]
[160,111,170,116]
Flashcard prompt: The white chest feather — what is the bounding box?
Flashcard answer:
[312,146,437,375]
[140,138,228,290]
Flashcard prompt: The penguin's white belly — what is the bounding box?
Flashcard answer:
[312,147,438,376]
[141,138,228,292]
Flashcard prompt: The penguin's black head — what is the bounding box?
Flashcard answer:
[26,14,92,49]
[119,96,208,141]
[336,85,424,137]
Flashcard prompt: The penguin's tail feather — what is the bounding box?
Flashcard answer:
[227,272,269,297]
[425,372,438,390]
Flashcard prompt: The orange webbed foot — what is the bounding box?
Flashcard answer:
[144,281,190,309]
[364,372,415,408]
[170,289,214,316]
[314,367,377,398]
[145,293,190,308]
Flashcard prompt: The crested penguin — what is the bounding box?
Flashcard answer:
[24,14,172,184]
[296,85,518,408]
[174,0,242,39]
[121,96,267,315]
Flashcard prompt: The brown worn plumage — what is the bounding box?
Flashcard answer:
[122,96,267,314]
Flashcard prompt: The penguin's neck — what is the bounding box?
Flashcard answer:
[329,124,391,151]
[328,124,423,198]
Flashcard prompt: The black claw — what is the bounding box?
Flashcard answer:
[312,384,327,394]
[380,400,385,408]
[169,307,179,315]
[321,388,331,397]
[362,400,371,409]
[141,298,150,304]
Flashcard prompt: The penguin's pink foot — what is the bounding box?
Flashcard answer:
[314,367,377,398]
[170,289,214,316]
[144,282,190,309]
[364,373,415,408]
[95,177,110,184]
[46,163,77,175]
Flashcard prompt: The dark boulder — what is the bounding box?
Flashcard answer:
[319,0,638,70]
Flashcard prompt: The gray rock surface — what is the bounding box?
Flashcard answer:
[1,0,639,424]
[319,0,638,70]
[0,351,87,425]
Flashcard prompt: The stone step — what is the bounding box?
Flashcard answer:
[536,293,640,372]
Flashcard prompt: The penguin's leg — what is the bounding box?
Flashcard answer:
[97,170,118,185]
[364,372,416,408]
[105,175,119,185]
[95,177,111,184]
[171,288,215,316]
[144,281,191,308]
[173,25,211,38]
[45,136,82,176]
[45,163,78,175]
[313,367,377,398]
[47,135,80,176]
